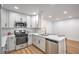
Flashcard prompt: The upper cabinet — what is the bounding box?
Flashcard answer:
[31,16,37,28]
[20,14,27,22]
[9,12,28,28]
[1,9,41,29]
[9,12,21,28]
[26,16,31,28]
[1,9,9,28]
[31,15,41,28]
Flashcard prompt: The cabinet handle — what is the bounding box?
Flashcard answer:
[11,37,13,39]
[39,40,40,44]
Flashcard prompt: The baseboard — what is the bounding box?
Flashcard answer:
[67,38,79,42]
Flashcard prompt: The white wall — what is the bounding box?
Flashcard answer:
[41,18,79,41]
[41,19,53,34]
[52,18,79,41]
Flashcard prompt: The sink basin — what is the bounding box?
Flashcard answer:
[40,34,48,36]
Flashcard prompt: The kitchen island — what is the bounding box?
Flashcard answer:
[31,33,66,54]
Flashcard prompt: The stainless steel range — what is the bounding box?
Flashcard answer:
[14,18,28,50]
[14,30,28,50]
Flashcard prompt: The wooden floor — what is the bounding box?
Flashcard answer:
[8,45,44,54]
[66,40,79,54]
[8,40,79,54]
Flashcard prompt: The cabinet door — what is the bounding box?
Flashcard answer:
[39,37,45,52]
[32,35,45,52]
[21,14,27,22]
[31,15,41,28]
[32,35,38,46]
[7,37,16,51]
[31,15,38,28]
[35,36,40,48]
[32,35,36,45]
[38,14,41,28]
[31,16,36,28]
[9,12,21,27]
[27,16,31,28]
[28,34,32,46]
[36,36,40,48]
[1,9,9,27]
[35,15,39,28]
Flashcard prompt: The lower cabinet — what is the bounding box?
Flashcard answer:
[32,35,37,46]
[6,36,16,52]
[28,34,32,46]
[32,35,45,52]
[39,37,46,52]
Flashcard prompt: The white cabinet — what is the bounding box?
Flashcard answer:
[38,14,41,28]
[9,12,28,28]
[21,14,27,22]
[31,15,39,28]
[28,34,32,46]
[31,16,36,28]
[1,9,41,29]
[39,37,45,52]
[27,16,31,28]
[35,36,40,48]
[1,9,22,28]
[9,12,21,27]
[32,35,37,46]
[36,36,45,52]
[6,36,16,52]
[1,9,9,28]
[32,35,39,47]
[32,35,45,52]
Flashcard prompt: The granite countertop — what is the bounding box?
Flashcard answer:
[31,33,66,42]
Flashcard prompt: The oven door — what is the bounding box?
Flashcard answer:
[16,36,28,45]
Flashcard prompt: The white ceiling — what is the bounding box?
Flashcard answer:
[2,4,79,20]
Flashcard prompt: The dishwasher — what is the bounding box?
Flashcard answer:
[46,38,58,54]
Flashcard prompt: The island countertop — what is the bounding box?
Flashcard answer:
[31,33,66,42]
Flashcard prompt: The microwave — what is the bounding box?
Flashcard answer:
[14,22,27,27]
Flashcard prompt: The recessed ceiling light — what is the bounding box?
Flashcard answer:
[56,18,59,20]
[64,11,68,14]
[49,16,52,18]
[68,16,72,18]
[14,6,19,9]
[33,12,37,15]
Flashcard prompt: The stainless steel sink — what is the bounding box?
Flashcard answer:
[40,34,49,36]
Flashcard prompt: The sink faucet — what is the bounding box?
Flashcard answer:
[44,28,47,35]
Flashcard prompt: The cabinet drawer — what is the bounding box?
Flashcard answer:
[16,43,27,50]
